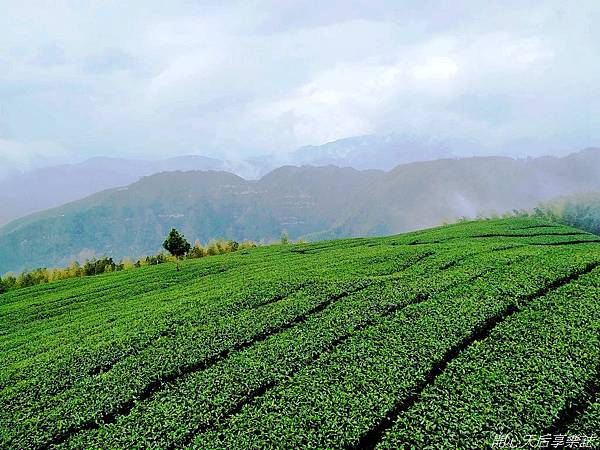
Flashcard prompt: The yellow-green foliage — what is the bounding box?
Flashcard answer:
[0,237,263,292]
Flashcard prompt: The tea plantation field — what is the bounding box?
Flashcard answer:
[1,218,600,449]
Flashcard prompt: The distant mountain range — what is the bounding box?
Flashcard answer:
[0,134,470,227]
[1,148,600,274]
[0,155,227,227]
[289,134,458,169]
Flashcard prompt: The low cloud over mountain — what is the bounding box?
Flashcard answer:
[1,148,599,274]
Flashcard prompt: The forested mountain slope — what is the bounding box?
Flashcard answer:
[0,133,467,227]
[2,149,600,274]
[0,155,227,227]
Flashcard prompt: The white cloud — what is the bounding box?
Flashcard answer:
[412,57,458,82]
[0,139,72,178]
[244,29,562,149]
[0,0,598,166]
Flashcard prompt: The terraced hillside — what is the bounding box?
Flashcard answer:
[1,218,600,449]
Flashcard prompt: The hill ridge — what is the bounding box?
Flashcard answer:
[2,148,600,273]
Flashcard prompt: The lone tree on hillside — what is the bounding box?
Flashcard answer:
[163,228,191,270]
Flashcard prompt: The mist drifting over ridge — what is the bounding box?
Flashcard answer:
[2,147,600,274]
[1,1,599,177]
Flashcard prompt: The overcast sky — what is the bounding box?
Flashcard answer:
[0,0,599,173]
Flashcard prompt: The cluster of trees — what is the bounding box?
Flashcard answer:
[1,261,84,292]
[534,194,600,236]
[1,229,291,294]
[162,228,260,270]
[0,257,128,293]
[454,195,600,238]
[453,207,556,224]
[162,228,272,261]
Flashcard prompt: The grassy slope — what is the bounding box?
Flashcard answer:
[1,218,600,449]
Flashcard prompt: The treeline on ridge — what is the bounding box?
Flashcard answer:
[0,231,291,294]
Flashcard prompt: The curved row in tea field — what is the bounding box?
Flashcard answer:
[1,218,599,449]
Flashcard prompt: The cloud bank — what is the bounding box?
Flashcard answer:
[0,0,598,173]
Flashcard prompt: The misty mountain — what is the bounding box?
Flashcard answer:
[0,155,227,227]
[2,148,600,274]
[322,148,600,239]
[0,166,380,273]
[288,134,460,170]
[0,134,476,227]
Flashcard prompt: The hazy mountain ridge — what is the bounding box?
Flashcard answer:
[300,150,600,240]
[289,134,459,169]
[0,134,482,227]
[1,148,600,274]
[0,155,228,227]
